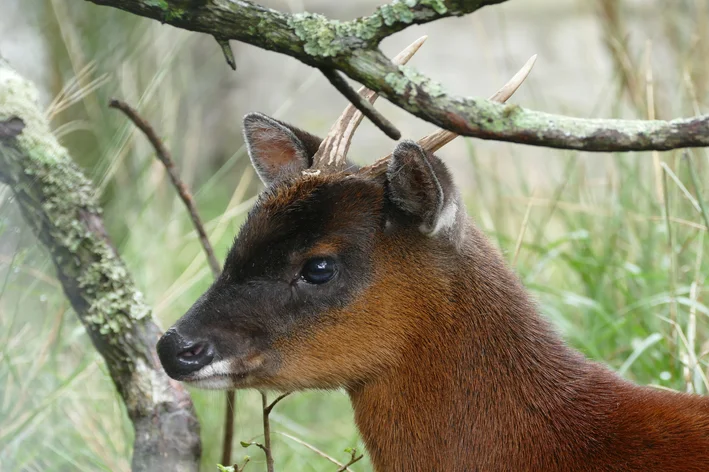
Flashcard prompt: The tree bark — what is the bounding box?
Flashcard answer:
[0,59,201,472]
[81,0,709,152]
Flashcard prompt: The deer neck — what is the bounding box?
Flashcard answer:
[347,230,604,471]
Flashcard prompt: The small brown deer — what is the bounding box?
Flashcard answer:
[157,43,709,470]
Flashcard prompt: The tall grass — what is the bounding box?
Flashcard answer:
[1,0,708,471]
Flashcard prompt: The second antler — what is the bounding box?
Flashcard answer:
[358,54,538,178]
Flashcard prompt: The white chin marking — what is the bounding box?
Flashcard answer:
[187,376,235,390]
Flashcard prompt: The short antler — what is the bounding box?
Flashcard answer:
[310,36,428,171]
[358,54,538,178]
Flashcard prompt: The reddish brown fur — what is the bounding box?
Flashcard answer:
[271,196,709,471]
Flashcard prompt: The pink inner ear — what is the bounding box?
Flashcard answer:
[251,126,303,173]
[262,138,298,172]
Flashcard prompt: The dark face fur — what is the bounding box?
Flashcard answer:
[157,113,465,391]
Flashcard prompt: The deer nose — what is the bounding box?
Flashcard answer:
[157,329,215,379]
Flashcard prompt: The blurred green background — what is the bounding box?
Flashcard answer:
[1,0,708,470]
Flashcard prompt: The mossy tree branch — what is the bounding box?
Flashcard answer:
[82,0,709,152]
[0,60,201,472]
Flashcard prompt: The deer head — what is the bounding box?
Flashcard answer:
[156,42,536,392]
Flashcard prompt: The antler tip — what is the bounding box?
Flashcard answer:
[415,35,429,45]
[392,35,428,64]
[527,54,538,66]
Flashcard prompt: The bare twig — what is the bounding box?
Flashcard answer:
[236,391,293,471]
[320,68,400,140]
[107,98,238,466]
[235,455,251,472]
[241,440,268,455]
[261,391,276,472]
[223,390,237,466]
[215,36,237,70]
[108,99,221,278]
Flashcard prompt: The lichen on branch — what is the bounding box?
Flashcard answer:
[0,62,149,338]
[83,0,709,153]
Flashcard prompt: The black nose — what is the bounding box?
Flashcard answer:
[157,329,214,379]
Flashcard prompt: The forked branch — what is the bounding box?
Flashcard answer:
[84,0,709,152]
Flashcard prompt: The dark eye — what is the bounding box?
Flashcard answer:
[300,257,337,284]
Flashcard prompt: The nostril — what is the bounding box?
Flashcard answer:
[157,329,215,379]
[177,342,206,359]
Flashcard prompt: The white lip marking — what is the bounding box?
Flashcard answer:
[191,359,233,380]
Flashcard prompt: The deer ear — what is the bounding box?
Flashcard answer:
[387,140,463,240]
[243,113,322,186]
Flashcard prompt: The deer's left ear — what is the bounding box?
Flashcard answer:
[386,140,464,241]
[243,113,322,186]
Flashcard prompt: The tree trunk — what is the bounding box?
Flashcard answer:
[0,58,201,472]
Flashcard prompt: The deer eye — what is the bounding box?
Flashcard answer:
[300,257,336,284]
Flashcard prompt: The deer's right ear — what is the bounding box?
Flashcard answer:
[386,140,464,242]
[243,113,322,186]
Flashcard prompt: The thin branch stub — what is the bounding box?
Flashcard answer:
[321,67,401,142]
[216,37,237,71]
